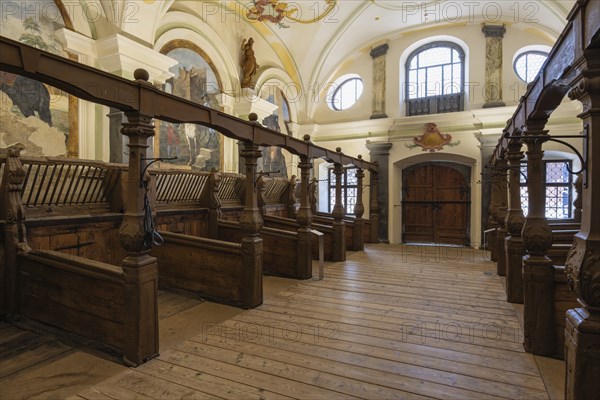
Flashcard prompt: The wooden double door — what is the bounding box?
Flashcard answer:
[402,162,470,246]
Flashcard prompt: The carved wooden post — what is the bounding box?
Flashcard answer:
[239,141,263,308]
[208,169,222,239]
[521,122,554,356]
[119,104,159,366]
[353,160,365,251]
[495,157,509,276]
[332,155,346,262]
[296,150,313,279]
[287,175,298,219]
[488,161,500,261]
[369,167,380,243]
[505,140,526,303]
[564,72,600,400]
[0,143,30,315]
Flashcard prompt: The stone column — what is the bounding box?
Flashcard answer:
[505,140,526,303]
[564,72,600,400]
[332,159,346,262]
[108,108,128,163]
[118,100,159,365]
[353,161,365,251]
[521,122,554,356]
[366,142,392,243]
[488,161,500,261]
[239,141,264,307]
[369,168,379,243]
[482,25,506,108]
[495,157,509,276]
[370,43,389,119]
[296,150,313,279]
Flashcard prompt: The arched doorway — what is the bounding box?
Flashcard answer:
[402,162,470,246]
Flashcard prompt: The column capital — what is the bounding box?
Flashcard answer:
[370,43,389,59]
[482,25,506,38]
[366,141,393,156]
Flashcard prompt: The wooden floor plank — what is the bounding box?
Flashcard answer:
[74,244,551,400]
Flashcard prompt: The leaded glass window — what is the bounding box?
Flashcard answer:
[519,160,573,219]
[514,51,548,83]
[328,167,358,214]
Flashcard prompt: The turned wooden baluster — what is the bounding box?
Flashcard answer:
[488,160,500,261]
[564,71,600,399]
[332,149,346,261]
[495,157,509,276]
[118,89,159,365]
[0,143,30,315]
[353,158,365,251]
[296,141,313,278]
[239,138,263,308]
[521,122,554,356]
[504,139,526,303]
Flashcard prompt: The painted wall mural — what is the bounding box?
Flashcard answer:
[405,123,460,152]
[0,0,72,157]
[258,89,292,178]
[246,0,338,28]
[159,45,222,171]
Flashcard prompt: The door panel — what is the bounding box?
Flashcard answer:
[402,163,470,246]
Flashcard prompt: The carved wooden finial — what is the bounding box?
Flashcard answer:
[358,155,362,159]
[336,147,342,153]
[134,68,149,82]
[303,134,311,142]
[248,112,258,122]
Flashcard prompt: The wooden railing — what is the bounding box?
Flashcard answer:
[218,173,245,205]
[152,169,210,206]
[262,177,288,204]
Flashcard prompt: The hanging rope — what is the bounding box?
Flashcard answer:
[143,177,164,248]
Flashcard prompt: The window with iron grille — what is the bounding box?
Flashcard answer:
[520,160,573,219]
[405,42,465,116]
[328,167,358,214]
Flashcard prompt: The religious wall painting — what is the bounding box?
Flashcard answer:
[405,123,460,152]
[0,0,75,157]
[158,45,222,171]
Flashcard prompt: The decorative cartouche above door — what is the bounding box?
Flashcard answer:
[405,123,461,152]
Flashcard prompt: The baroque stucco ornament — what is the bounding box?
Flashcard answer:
[246,0,337,28]
[405,123,460,152]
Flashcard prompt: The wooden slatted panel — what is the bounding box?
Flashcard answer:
[219,173,245,204]
[152,170,210,205]
[74,244,551,400]
[263,178,288,204]
[19,158,122,209]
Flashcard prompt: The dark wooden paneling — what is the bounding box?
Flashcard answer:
[17,253,125,350]
[152,237,244,306]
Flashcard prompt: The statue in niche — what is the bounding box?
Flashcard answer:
[260,114,287,178]
[240,38,259,89]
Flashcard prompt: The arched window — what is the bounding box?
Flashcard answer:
[514,51,548,83]
[327,74,364,111]
[405,42,465,116]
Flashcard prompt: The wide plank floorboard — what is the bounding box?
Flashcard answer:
[73,244,551,400]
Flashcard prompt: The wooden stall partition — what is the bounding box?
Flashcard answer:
[17,250,126,351]
[218,219,304,279]
[151,231,252,307]
[263,215,333,261]
[553,265,579,359]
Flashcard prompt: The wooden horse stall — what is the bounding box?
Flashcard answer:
[0,146,157,366]
[147,168,261,308]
